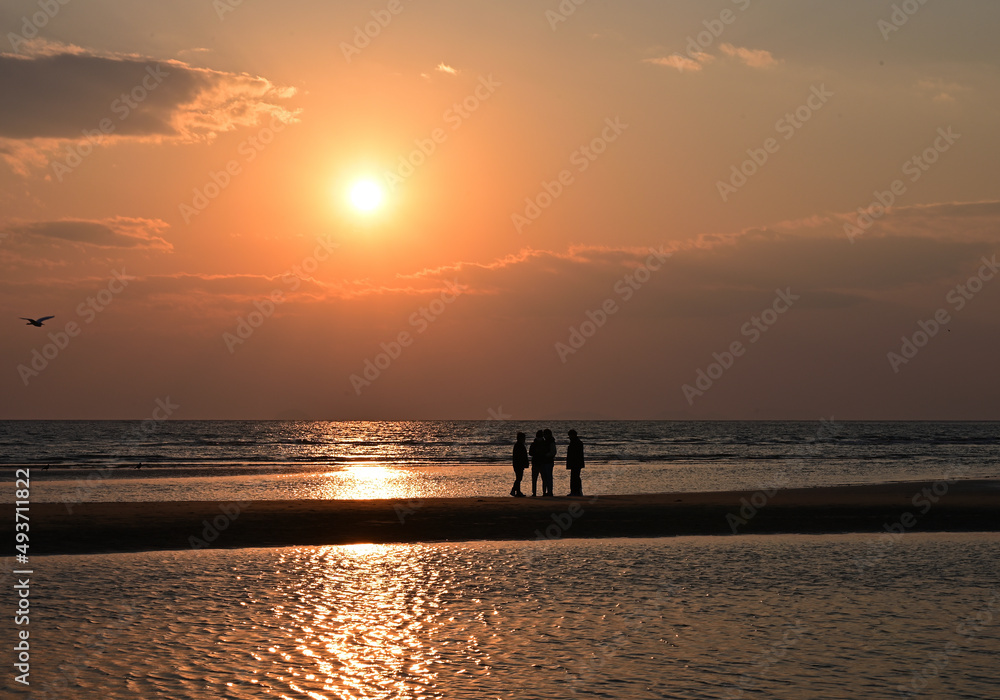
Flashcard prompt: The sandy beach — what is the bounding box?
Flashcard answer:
[15,479,1000,555]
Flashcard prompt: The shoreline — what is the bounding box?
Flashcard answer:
[14,479,1000,556]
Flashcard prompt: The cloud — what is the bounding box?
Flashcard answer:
[835,199,1000,244]
[74,200,1000,313]
[719,44,779,68]
[391,200,1000,317]
[4,217,172,250]
[643,53,711,73]
[435,63,459,75]
[646,45,779,73]
[917,78,970,104]
[0,42,298,172]
[6,201,996,324]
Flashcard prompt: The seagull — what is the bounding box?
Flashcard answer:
[21,316,54,327]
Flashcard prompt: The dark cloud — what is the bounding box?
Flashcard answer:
[670,230,988,294]
[872,200,1000,241]
[1,52,198,139]
[0,43,297,162]
[6,217,171,250]
[381,201,1000,318]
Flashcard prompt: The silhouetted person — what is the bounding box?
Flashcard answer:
[566,429,584,496]
[528,430,545,496]
[542,428,556,496]
[511,432,528,497]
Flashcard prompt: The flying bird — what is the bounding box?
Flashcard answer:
[21,316,54,327]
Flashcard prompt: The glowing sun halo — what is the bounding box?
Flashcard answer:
[349,179,385,213]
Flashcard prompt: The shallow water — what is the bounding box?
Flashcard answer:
[6,420,999,504]
[21,459,1000,505]
[5,534,999,699]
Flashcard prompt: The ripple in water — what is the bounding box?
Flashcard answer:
[7,534,1000,699]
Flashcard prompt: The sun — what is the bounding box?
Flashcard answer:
[348,179,385,213]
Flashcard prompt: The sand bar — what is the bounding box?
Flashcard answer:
[12,479,1000,555]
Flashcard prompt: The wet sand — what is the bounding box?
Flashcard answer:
[16,479,1000,555]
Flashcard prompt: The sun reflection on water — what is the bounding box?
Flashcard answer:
[310,464,419,501]
[268,545,445,699]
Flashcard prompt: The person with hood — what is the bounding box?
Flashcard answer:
[566,429,585,496]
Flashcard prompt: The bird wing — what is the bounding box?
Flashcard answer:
[37,316,55,322]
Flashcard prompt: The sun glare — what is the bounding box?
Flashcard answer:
[349,179,385,213]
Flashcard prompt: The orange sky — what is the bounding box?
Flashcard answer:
[2,0,999,419]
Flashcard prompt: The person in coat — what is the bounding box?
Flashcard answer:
[566,429,585,496]
[542,428,556,497]
[528,430,545,496]
[511,432,528,497]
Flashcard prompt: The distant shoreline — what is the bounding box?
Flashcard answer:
[14,479,999,556]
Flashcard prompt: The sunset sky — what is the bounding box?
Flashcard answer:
[2,0,999,420]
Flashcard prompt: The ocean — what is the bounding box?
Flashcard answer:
[1,420,998,503]
[2,421,998,698]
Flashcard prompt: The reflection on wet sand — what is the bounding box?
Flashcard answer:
[321,464,415,501]
[18,535,1000,699]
